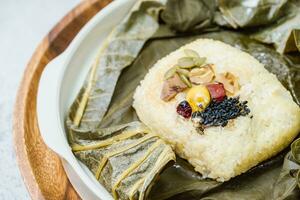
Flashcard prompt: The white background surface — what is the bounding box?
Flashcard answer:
[0,1,80,199]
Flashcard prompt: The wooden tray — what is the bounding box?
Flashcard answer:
[13,0,112,199]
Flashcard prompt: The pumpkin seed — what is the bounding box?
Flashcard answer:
[193,57,206,67]
[164,65,178,80]
[176,68,189,76]
[184,49,199,58]
[178,73,192,87]
[178,57,195,68]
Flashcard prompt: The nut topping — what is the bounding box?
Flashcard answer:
[189,65,214,84]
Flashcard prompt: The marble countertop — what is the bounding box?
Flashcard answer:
[0,0,80,199]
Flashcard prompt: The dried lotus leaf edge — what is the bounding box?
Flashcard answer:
[129,179,144,200]
[72,31,114,126]
[71,120,176,200]
[111,140,164,199]
[91,134,174,199]
[71,125,150,151]
[294,29,300,52]
[124,146,175,200]
[218,4,239,29]
[138,146,175,200]
[95,134,158,180]
[292,138,300,163]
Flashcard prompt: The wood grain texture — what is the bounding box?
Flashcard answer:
[13,0,112,199]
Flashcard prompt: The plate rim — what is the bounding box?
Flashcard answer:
[13,0,112,199]
[36,0,136,199]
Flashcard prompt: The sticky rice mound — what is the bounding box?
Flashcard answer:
[133,39,300,181]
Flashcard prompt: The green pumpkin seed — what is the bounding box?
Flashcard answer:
[176,68,189,76]
[178,57,195,68]
[178,73,192,88]
[164,65,178,80]
[193,57,206,67]
[184,49,199,58]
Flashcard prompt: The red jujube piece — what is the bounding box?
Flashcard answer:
[206,83,226,102]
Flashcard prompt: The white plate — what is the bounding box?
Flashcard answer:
[37,0,136,199]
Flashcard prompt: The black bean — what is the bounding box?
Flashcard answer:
[191,97,251,128]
